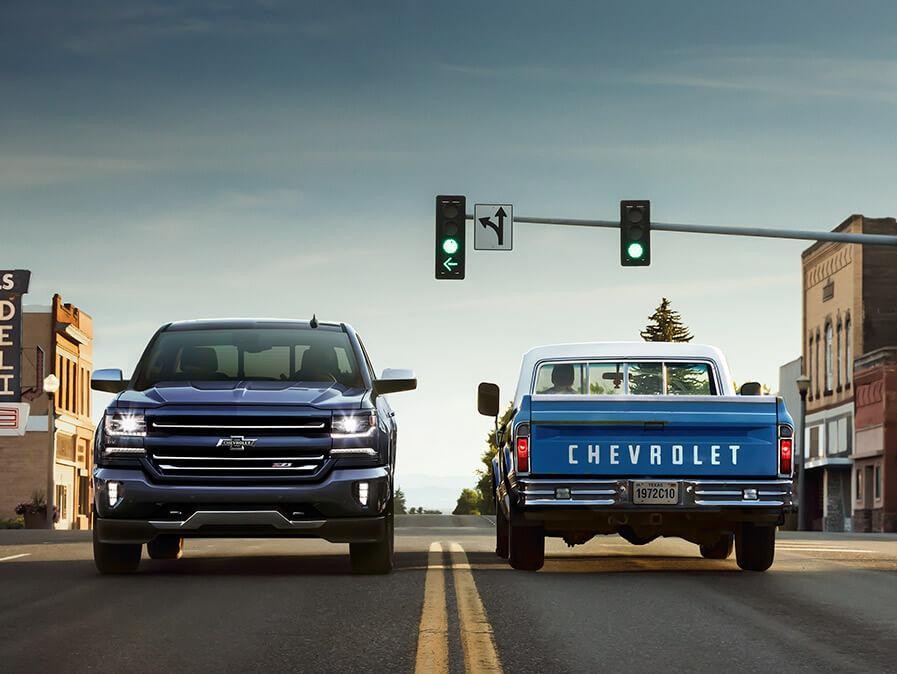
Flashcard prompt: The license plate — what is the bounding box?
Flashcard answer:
[632,481,679,505]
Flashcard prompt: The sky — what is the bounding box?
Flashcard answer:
[3,1,897,510]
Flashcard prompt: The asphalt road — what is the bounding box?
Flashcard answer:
[2,515,896,673]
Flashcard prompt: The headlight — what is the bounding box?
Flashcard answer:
[105,412,147,437]
[331,412,377,437]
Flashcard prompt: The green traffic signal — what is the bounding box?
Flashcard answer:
[442,237,459,255]
[627,242,644,260]
[620,200,651,266]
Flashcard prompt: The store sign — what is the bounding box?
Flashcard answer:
[0,269,31,402]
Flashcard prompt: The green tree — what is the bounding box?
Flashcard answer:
[394,486,407,514]
[475,403,516,514]
[452,488,482,516]
[640,297,693,343]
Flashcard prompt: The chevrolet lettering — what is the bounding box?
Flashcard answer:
[479,342,794,572]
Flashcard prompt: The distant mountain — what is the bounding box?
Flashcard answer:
[397,472,474,514]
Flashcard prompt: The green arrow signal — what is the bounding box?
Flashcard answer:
[442,257,458,271]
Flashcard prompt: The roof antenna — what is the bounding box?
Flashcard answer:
[309,314,319,328]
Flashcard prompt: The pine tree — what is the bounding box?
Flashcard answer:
[394,487,407,514]
[640,298,694,342]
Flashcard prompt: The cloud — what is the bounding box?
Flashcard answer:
[0,154,159,188]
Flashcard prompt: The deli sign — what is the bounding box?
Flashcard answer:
[0,269,31,402]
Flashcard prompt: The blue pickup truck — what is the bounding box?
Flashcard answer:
[478,342,794,572]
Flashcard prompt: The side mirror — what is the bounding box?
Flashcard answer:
[373,368,417,395]
[478,382,500,417]
[91,369,127,393]
[739,382,762,396]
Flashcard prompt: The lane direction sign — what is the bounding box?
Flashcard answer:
[474,204,513,250]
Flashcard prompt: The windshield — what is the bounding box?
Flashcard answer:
[133,327,363,389]
[535,361,716,396]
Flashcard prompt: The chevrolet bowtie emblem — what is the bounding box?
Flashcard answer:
[216,435,257,450]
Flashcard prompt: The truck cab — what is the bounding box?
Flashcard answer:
[91,318,415,574]
[479,342,794,572]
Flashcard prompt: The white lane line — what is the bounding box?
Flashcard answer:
[414,542,449,674]
[448,541,502,674]
[480,516,496,526]
[0,553,31,562]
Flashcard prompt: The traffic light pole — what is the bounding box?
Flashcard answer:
[464,214,897,247]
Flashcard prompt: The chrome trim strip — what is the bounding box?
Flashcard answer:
[694,500,785,507]
[152,422,326,430]
[526,498,617,506]
[157,464,319,471]
[152,454,325,461]
[148,510,327,530]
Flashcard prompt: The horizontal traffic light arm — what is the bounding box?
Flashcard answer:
[460,213,897,247]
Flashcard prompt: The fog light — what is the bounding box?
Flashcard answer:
[555,487,571,499]
[357,482,369,507]
[107,481,121,507]
[743,488,758,501]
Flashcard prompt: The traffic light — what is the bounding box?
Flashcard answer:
[620,200,651,266]
[435,195,466,279]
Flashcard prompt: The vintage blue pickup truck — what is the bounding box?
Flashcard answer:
[478,342,794,572]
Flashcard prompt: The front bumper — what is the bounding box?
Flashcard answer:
[94,465,390,544]
[515,477,793,509]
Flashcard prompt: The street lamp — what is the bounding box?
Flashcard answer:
[795,374,811,532]
[43,374,60,530]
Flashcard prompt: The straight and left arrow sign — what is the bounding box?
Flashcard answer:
[474,204,513,251]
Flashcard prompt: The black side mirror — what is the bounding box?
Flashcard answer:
[739,382,762,396]
[478,382,500,417]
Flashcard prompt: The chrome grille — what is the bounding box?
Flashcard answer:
[146,410,330,479]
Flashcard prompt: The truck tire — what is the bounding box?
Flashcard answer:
[350,503,394,575]
[700,534,734,560]
[735,524,776,572]
[508,521,544,571]
[495,500,509,559]
[147,535,184,560]
[93,527,141,574]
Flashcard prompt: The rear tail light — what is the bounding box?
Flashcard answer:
[516,437,529,473]
[779,437,793,476]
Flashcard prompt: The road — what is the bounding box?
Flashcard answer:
[2,515,896,673]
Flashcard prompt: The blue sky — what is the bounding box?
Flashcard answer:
[3,1,896,509]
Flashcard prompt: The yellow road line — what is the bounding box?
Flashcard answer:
[449,542,502,674]
[414,542,449,674]
[0,553,31,562]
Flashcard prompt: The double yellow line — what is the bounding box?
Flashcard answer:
[414,542,502,674]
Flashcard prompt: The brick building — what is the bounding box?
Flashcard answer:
[801,214,897,531]
[0,291,95,529]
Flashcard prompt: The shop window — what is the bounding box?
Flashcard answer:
[78,476,90,516]
[855,470,862,502]
[874,464,882,501]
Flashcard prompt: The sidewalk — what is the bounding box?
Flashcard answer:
[0,529,90,545]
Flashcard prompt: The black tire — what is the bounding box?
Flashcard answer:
[147,535,184,560]
[508,520,544,571]
[735,524,776,572]
[93,527,141,574]
[700,534,734,560]
[495,500,509,559]
[350,503,394,575]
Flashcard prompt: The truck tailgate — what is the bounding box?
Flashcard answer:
[527,395,780,478]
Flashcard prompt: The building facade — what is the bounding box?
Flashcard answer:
[0,291,95,529]
[801,214,897,531]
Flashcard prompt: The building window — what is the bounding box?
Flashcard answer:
[856,470,862,502]
[874,464,882,501]
[824,322,833,393]
[845,314,852,386]
[836,318,842,390]
[55,484,68,521]
[815,329,821,397]
[807,425,821,458]
[807,333,814,399]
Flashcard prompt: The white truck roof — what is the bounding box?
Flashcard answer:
[513,341,735,403]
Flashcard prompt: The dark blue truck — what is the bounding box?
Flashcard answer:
[90,318,415,574]
[478,342,794,572]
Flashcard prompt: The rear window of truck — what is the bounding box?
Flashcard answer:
[534,361,716,396]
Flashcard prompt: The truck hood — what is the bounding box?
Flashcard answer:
[114,381,366,410]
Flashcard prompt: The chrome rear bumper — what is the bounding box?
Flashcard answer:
[518,477,793,509]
